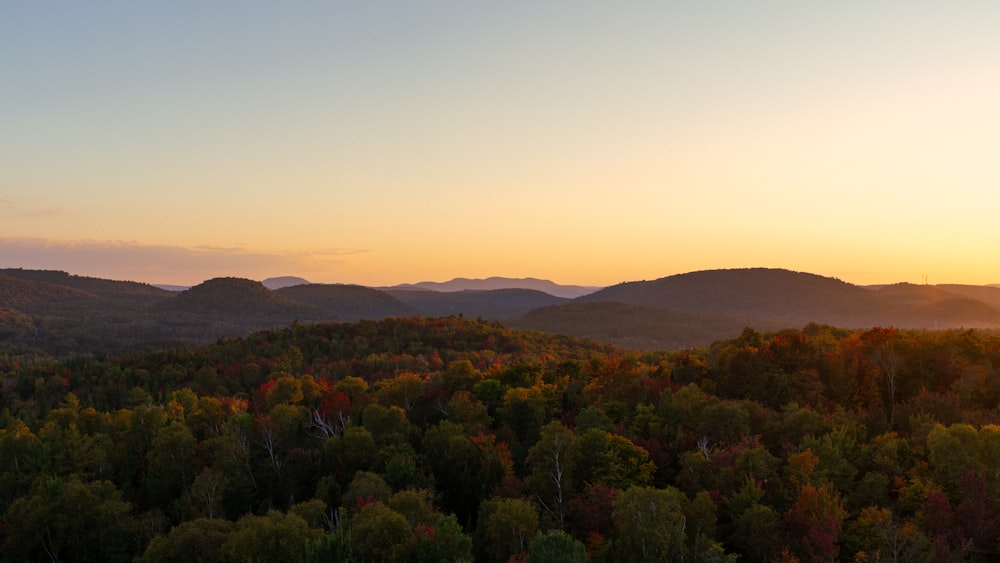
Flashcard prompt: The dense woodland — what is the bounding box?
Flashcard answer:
[3,316,1000,561]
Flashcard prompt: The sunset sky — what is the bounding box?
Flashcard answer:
[3,2,999,288]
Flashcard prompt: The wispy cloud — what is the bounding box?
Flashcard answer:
[0,198,64,219]
[0,237,368,285]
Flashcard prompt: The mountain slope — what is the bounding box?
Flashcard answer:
[512,301,787,349]
[389,277,600,299]
[156,277,308,318]
[388,288,568,320]
[1,269,172,309]
[578,268,887,326]
[277,284,414,320]
[262,276,311,290]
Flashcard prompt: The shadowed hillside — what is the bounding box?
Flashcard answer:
[389,277,600,298]
[579,268,887,326]
[512,301,789,349]
[155,277,307,318]
[388,288,567,320]
[4,267,1000,355]
[277,283,414,320]
[515,269,1000,348]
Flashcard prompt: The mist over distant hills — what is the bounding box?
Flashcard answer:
[387,277,600,299]
[3,267,1000,355]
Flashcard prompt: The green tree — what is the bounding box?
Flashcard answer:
[526,421,579,527]
[222,509,319,563]
[139,518,234,563]
[528,529,588,563]
[732,503,783,563]
[350,502,415,562]
[415,513,473,563]
[476,497,540,563]
[575,428,655,490]
[342,471,391,513]
[611,485,688,563]
[146,422,198,510]
[4,476,134,563]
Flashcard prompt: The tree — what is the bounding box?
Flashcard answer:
[350,502,415,562]
[784,483,848,563]
[222,509,319,563]
[375,371,428,413]
[324,426,377,486]
[733,503,784,563]
[610,485,687,563]
[476,497,540,563]
[4,476,134,563]
[146,421,198,510]
[422,420,483,525]
[528,530,588,563]
[415,513,473,563]
[361,403,411,446]
[575,428,655,490]
[189,467,228,519]
[342,471,391,513]
[526,421,579,527]
[843,506,929,563]
[139,518,234,563]
[863,328,904,429]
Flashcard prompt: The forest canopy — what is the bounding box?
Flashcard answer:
[3,316,1000,561]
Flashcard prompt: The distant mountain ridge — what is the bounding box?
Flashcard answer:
[262,276,311,290]
[517,268,1000,348]
[388,277,600,299]
[4,267,1000,355]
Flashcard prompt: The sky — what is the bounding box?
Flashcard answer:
[2,1,999,288]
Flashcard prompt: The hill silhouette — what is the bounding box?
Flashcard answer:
[511,301,788,350]
[389,277,599,298]
[578,268,888,326]
[518,269,1000,347]
[4,267,1000,355]
[262,276,311,290]
[276,283,414,320]
[156,277,307,318]
[387,288,567,320]
[1,269,171,309]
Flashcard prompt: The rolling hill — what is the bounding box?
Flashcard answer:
[518,269,1000,347]
[387,288,568,320]
[276,283,414,321]
[4,267,1000,354]
[387,277,599,299]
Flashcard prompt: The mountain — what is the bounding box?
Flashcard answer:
[388,277,600,299]
[512,301,788,350]
[517,269,1000,348]
[387,288,568,320]
[276,283,414,321]
[5,267,1000,355]
[577,268,887,326]
[262,276,311,290]
[1,268,172,309]
[154,284,189,292]
[934,284,1000,310]
[156,277,307,318]
[0,269,175,353]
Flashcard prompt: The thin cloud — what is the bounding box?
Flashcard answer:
[0,237,367,285]
[0,198,64,218]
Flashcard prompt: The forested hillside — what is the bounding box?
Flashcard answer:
[5,268,1000,356]
[3,317,1000,561]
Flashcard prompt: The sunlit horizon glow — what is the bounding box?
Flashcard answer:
[3,2,999,289]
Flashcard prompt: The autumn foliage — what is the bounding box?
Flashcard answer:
[2,318,1000,561]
